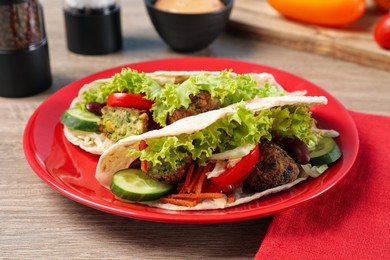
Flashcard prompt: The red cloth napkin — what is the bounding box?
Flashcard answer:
[256,111,390,259]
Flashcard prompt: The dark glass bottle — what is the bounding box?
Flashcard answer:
[0,0,52,97]
[64,0,122,55]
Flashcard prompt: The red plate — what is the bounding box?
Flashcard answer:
[23,57,359,224]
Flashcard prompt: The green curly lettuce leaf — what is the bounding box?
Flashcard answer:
[76,69,285,125]
[131,103,318,170]
[151,70,285,126]
[77,69,161,111]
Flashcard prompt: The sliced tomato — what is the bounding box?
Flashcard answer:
[209,144,260,188]
[106,93,154,110]
[202,174,249,193]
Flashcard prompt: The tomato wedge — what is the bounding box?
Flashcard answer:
[202,175,249,193]
[209,144,260,188]
[106,93,154,110]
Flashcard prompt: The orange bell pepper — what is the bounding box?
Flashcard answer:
[267,0,366,26]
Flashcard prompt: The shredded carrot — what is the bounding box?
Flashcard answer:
[179,164,195,194]
[159,197,197,207]
[227,193,235,204]
[187,166,203,193]
[140,160,148,172]
[195,163,215,194]
[159,163,227,207]
[139,140,148,172]
[194,171,207,195]
[167,193,225,199]
[139,140,147,150]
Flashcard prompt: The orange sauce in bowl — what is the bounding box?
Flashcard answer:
[154,0,225,14]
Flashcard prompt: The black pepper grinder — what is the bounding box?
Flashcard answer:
[0,0,52,97]
[64,0,122,55]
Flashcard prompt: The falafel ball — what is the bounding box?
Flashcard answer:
[146,154,192,184]
[98,106,149,142]
[166,91,222,125]
[243,140,300,192]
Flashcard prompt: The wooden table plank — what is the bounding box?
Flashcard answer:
[229,0,390,71]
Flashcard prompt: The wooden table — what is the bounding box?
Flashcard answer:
[1,1,389,259]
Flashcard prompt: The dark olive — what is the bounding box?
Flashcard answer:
[281,136,310,164]
[129,158,141,169]
[85,102,103,116]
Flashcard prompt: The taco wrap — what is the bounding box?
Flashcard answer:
[60,69,289,155]
[95,94,341,210]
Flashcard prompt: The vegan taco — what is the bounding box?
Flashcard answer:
[60,69,288,155]
[95,93,342,210]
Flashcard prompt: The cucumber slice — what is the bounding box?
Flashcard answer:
[309,137,342,166]
[110,169,174,202]
[60,108,100,132]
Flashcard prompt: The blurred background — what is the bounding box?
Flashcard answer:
[33,0,389,115]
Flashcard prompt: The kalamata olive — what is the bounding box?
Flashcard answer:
[281,136,310,164]
[85,102,103,116]
[129,158,141,169]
